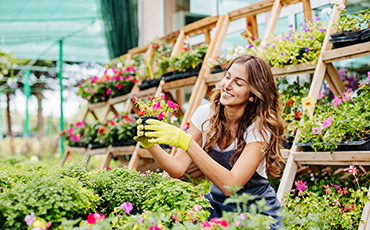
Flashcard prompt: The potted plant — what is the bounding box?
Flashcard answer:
[256,18,326,68]
[77,76,110,104]
[278,77,311,149]
[104,66,139,98]
[94,113,138,147]
[296,75,370,153]
[164,44,208,82]
[324,1,370,48]
[60,120,89,148]
[133,93,179,123]
[206,53,229,74]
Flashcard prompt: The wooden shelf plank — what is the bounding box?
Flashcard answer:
[133,87,157,98]
[109,93,132,105]
[204,71,224,86]
[271,63,316,77]
[66,147,87,154]
[88,101,108,111]
[86,148,107,156]
[322,41,370,63]
[183,15,219,36]
[292,151,370,165]
[162,76,197,91]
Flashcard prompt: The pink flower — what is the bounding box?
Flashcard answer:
[158,111,164,120]
[318,91,324,99]
[91,76,98,84]
[120,202,133,214]
[134,95,137,103]
[367,71,370,80]
[87,213,96,224]
[295,180,308,192]
[200,222,212,227]
[117,83,123,89]
[152,102,162,110]
[160,93,165,100]
[324,185,330,193]
[167,100,179,109]
[106,88,111,95]
[25,211,36,226]
[193,204,201,211]
[115,75,121,81]
[148,225,161,230]
[240,213,246,220]
[235,220,241,226]
[332,95,342,106]
[322,116,334,128]
[344,165,357,176]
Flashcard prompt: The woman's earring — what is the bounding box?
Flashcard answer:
[249,97,254,102]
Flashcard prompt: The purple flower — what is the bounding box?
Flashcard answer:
[320,28,326,32]
[248,44,253,48]
[305,47,309,52]
[281,53,285,56]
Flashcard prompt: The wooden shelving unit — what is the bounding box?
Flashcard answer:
[275,1,370,228]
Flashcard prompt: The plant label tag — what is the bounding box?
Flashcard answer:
[302,96,314,120]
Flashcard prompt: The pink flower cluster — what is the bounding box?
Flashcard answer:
[201,217,228,228]
[311,116,334,135]
[331,89,353,106]
[87,212,106,224]
[25,212,51,230]
[134,93,179,120]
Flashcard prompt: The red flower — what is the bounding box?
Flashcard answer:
[182,47,188,51]
[123,115,129,119]
[87,214,96,224]
[295,111,303,119]
[286,99,294,106]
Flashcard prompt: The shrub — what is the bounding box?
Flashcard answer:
[0,176,100,229]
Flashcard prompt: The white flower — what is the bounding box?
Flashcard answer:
[170,116,178,124]
[321,7,333,15]
[30,156,39,163]
[106,68,115,77]
[116,62,123,68]
[331,0,342,5]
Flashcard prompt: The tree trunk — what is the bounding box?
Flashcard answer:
[6,93,12,137]
[35,92,45,138]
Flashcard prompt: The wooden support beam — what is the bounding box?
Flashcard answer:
[203,28,211,44]
[302,0,312,21]
[228,0,275,21]
[324,72,339,96]
[245,15,259,39]
[183,15,219,36]
[261,0,282,46]
[277,153,298,204]
[171,30,185,56]
[325,63,346,95]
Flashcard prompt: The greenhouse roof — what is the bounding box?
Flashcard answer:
[0,0,110,64]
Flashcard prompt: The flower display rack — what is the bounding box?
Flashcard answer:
[276,1,370,228]
[128,13,230,170]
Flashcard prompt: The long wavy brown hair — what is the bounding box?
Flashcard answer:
[202,54,285,178]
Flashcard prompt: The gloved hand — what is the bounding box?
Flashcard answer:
[139,119,192,152]
[133,136,153,149]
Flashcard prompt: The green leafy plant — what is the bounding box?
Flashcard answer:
[257,18,327,68]
[281,165,370,229]
[169,44,208,72]
[0,176,100,229]
[133,93,179,121]
[103,66,139,98]
[60,120,89,147]
[77,76,110,103]
[94,113,138,145]
[297,77,370,153]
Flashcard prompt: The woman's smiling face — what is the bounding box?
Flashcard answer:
[220,63,253,108]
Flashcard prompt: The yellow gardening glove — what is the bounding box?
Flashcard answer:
[142,119,192,152]
[134,118,153,149]
[133,136,153,149]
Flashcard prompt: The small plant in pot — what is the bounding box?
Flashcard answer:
[133,93,179,123]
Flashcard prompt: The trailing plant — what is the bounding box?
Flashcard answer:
[133,93,179,121]
[281,165,370,229]
[297,78,370,153]
[257,17,327,68]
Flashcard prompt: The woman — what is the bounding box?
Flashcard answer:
[135,54,285,227]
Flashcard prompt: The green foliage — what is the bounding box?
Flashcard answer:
[0,176,100,229]
[257,18,326,68]
[281,182,369,229]
[169,44,208,72]
[297,84,370,153]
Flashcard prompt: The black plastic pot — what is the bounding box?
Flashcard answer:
[88,142,109,149]
[111,138,137,147]
[164,64,202,82]
[281,135,295,149]
[329,29,368,49]
[138,78,161,90]
[296,135,370,152]
[110,82,134,98]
